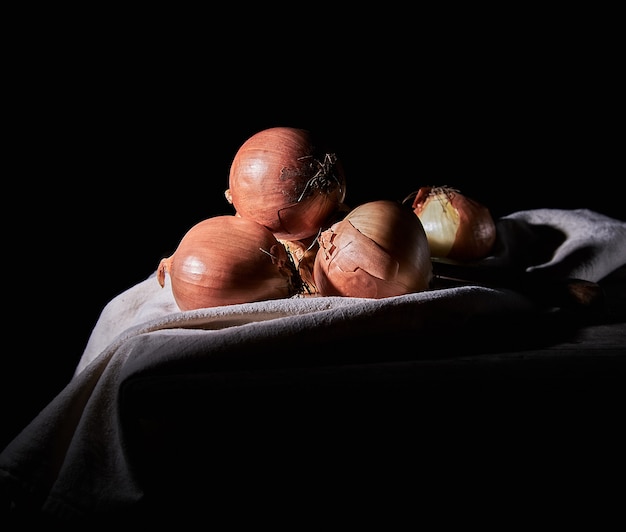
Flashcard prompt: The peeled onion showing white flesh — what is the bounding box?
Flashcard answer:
[407,186,497,261]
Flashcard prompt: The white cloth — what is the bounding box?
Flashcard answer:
[1,208,625,520]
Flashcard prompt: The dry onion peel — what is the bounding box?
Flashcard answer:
[280,236,320,295]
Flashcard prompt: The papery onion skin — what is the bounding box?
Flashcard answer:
[227,127,347,241]
[280,237,320,295]
[313,200,433,298]
[157,216,300,310]
[408,186,497,261]
[279,202,351,296]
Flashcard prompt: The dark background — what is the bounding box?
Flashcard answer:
[3,18,623,449]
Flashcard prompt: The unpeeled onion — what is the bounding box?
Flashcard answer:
[226,126,347,241]
[157,215,301,310]
[405,186,496,261]
[313,200,433,298]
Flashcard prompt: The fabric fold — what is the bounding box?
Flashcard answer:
[1,208,625,520]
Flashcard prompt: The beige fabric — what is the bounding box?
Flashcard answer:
[1,208,625,520]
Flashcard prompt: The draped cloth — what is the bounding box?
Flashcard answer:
[1,208,625,521]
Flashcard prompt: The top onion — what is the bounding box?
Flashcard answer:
[405,186,497,261]
[226,126,347,241]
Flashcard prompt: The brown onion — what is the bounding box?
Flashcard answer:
[226,126,347,241]
[157,215,301,310]
[405,186,496,261]
[313,200,432,298]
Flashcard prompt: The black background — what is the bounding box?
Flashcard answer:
[3,17,623,449]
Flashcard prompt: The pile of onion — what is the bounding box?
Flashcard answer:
[225,126,347,241]
[157,215,301,310]
[404,186,497,261]
[313,200,433,298]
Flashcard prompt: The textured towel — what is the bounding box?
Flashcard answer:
[1,208,625,521]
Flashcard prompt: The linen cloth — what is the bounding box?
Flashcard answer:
[1,208,625,520]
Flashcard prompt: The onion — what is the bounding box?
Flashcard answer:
[313,200,433,298]
[405,186,496,261]
[226,126,347,241]
[157,215,301,310]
